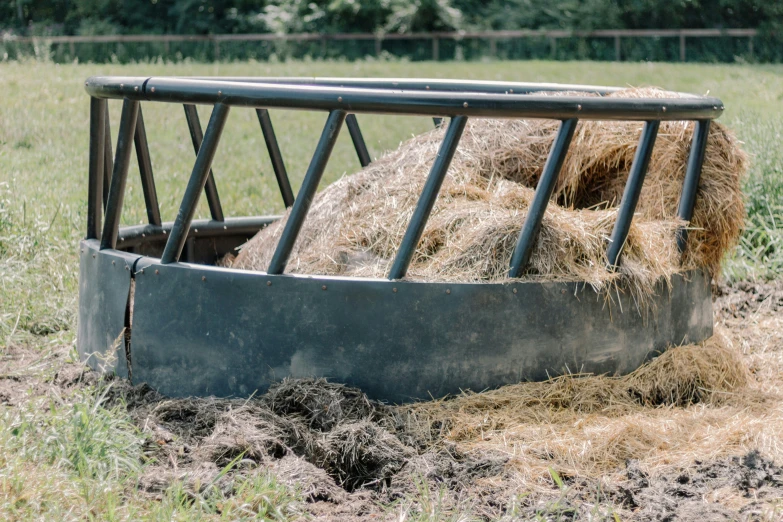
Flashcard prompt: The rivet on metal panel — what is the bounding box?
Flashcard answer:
[151,87,155,93]
[194,229,198,233]
[92,254,96,258]
[141,233,146,238]
[140,269,144,274]
[162,230,167,235]
[393,287,397,293]
[266,281,272,286]
[125,266,129,271]
[134,86,139,92]
[120,84,124,88]
[577,104,582,111]
[446,289,451,294]
[561,289,566,294]
[223,225,227,230]
[509,89,514,93]
[513,288,517,294]
[120,237,124,241]
[112,261,116,265]
[322,285,327,290]
[202,276,206,281]
[218,91,222,96]
[425,86,430,90]
[662,106,667,112]
[155,269,160,275]
[463,102,468,108]
[338,97,343,102]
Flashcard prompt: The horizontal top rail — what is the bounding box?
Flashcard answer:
[7,28,758,45]
[85,76,723,121]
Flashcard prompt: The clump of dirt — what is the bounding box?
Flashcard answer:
[715,280,783,319]
[263,377,390,432]
[616,451,783,521]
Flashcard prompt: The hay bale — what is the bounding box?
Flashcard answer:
[231,88,746,295]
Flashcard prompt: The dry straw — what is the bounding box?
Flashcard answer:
[231,88,747,300]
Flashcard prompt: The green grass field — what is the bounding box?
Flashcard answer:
[1,59,783,520]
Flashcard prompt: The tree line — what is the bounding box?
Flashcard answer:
[2,0,782,37]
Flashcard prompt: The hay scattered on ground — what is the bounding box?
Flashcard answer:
[102,314,781,514]
[231,87,747,299]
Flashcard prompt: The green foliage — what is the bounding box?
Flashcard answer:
[3,0,783,37]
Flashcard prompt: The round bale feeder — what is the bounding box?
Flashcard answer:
[78,77,718,403]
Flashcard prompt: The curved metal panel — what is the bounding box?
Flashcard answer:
[126,255,712,403]
[77,240,141,377]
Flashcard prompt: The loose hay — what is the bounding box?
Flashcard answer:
[231,87,747,299]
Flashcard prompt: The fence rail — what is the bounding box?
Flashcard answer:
[3,28,761,63]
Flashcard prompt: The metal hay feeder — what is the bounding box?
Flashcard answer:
[78,77,716,403]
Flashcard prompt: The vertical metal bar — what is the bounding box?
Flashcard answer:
[161,104,231,265]
[184,104,225,221]
[103,106,113,210]
[256,108,295,208]
[87,97,106,240]
[267,110,346,275]
[388,115,468,280]
[134,106,162,227]
[679,34,686,62]
[345,114,371,168]
[100,99,140,250]
[606,121,660,269]
[509,118,578,277]
[676,119,711,253]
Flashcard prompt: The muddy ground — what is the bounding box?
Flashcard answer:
[2,280,783,521]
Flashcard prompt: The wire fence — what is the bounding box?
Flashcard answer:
[1,28,774,64]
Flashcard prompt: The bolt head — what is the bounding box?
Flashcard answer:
[202,276,206,281]
[463,102,468,108]
[155,269,160,275]
[338,96,343,102]
[150,87,155,93]
[322,285,327,290]
[446,289,451,294]
[393,287,397,293]
[513,288,517,294]
[267,281,272,286]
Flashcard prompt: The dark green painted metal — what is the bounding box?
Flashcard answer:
[134,106,162,227]
[256,109,295,208]
[188,77,620,96]
[184,104,225,222]
[103,105,113,209]
[267,110,346,275]
[88,97,106,240]
[162,103,231,264]
[606,121,660,269]
[345,114,371,168]
[78,240,140,378]
[677,120,711,253]
[509,118,578,277]
[122,244,712,402]
[100,99,139,251]
[84,77,724,121]
[389,115,467,280]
